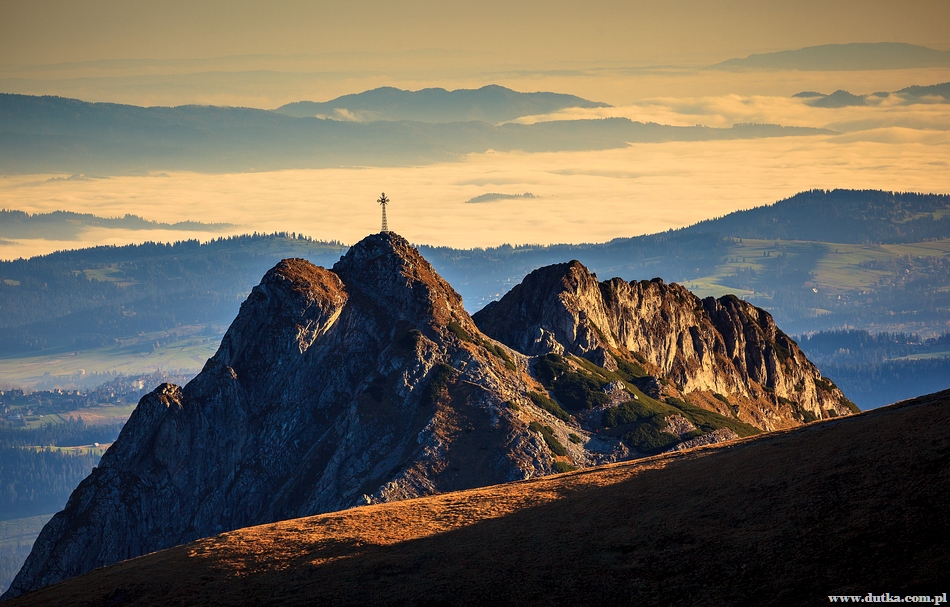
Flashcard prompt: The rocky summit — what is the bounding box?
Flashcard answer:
[3,234,855,599]
[473,260,857,431]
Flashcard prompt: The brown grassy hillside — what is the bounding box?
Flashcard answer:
[9,390,950,607]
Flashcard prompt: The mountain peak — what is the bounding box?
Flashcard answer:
[4,246,856,599]
[4,241,612,598]
[332,231,425,280]
[474,260,857,430]
[333,231,466,327]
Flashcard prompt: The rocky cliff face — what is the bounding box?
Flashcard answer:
[4,234,623,599]
[472,261,857,431]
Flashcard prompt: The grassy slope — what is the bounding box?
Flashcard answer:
[0,331,218,387]
[10,389,949,606]
[683,238,950,297]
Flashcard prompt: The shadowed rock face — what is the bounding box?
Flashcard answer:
[5,233,621,599]
[473,260,856,430]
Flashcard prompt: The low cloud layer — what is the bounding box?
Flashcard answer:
[2,128,948,258]
[511,91,950,133]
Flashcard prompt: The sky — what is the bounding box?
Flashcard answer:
[3,1,948,70]
[1,0,949,255]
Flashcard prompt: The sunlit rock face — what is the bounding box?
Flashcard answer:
[473,260,857,431]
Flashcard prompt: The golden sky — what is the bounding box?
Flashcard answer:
[3,1,948,70]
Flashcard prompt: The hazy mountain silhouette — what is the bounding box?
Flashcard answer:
[0,94,831,175]
[685,189,950,243]
[0,209,230,240]
[713,42,950,71]
[808,89,867,108]
[897,81,950,101]
[273,85,610,123]
[792,81,950,107]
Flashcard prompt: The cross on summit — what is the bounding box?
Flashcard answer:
[377,192,390,233]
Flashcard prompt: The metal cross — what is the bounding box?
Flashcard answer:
[377,192,390,233]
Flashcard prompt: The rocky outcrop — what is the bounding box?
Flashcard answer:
[473,261,857,430]
[3,234,623,599]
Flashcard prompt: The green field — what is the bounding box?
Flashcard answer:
[673,237,950,334]
[23,444,111,455]
[15,406,136,428]
[681,238,950,297]
[0,326,219,388]
[18,414,66,430]
[62,405,137,425]
[0,514,54,548]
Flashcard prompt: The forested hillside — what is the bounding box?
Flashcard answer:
[0,421,124,518]
[1,189,948,407]
[795,330,950,408]
[0,421,123,594]
[687,189,950,243]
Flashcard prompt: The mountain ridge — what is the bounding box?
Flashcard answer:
[713,42,950,71]
[2,232,851,598]
[1,233,616,598]
[473,260,856,430]
[0,93,831,174]
[3,189,948,405]
[272,84,610,123]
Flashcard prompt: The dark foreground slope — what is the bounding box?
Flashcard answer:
[9,389,949,607]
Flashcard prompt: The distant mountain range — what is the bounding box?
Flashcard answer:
[793,81,950,108]
[713,42,950,71]
[0,93,831,175]
[0,210,231,240]
[273,85,610,123]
